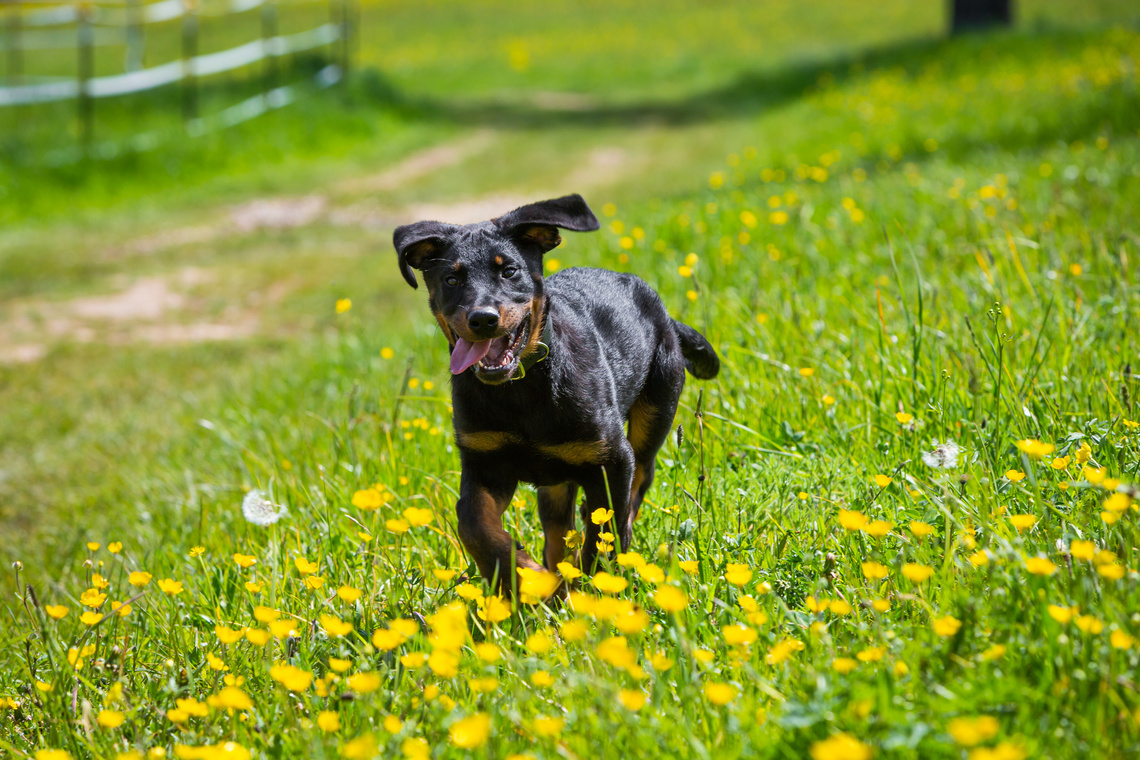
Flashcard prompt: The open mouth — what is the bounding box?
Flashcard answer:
[473,316,530,379]
[449,316,531,381]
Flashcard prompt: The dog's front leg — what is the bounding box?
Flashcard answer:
[455,468,543,596]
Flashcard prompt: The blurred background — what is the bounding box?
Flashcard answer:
[1,0,1138,562]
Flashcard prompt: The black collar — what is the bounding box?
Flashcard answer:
[511,314,553,381]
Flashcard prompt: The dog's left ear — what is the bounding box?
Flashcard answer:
[393,221,458,289]
[494,194,601,253]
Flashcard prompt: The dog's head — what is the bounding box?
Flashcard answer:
[393,194,600,385]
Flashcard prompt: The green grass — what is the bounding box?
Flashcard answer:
[3,3,1140,759]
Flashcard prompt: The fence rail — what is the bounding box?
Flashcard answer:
[0,0,354,162]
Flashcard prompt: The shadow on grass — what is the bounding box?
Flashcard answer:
[378,25,1140,160]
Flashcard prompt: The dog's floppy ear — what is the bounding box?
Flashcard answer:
[393,221,458,289]
[494,194,601,253]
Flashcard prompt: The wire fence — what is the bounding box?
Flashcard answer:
[0,0,355,164]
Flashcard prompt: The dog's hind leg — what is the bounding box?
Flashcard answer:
[455,470,544,595]
[537,482,579,570]
[627,337,686,521]
[579,439,636,572]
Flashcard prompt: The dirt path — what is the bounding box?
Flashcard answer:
[0,129,633,363]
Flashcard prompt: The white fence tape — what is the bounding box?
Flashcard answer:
[37,63,341,166]
[0,22,341,106]
[10,0,327,28]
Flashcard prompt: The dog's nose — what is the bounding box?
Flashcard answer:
[467,308,500,335]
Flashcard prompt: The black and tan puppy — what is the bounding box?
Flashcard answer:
[394,194,719,593]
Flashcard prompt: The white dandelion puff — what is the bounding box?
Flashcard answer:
[242,490,288,526]
[921,440,960,470]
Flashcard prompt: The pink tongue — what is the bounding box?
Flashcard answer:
[450,338,492,374]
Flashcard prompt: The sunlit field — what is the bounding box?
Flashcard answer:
[2,3,1140,760]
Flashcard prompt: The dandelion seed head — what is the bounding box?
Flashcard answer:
[242,490,288,526]
[921,440,960,470]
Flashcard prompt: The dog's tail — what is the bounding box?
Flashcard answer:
[672,320,720,380]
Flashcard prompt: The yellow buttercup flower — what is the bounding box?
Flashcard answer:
[947,715,1000,746]
[654,585,689,613]
[873,474,892,488]
[1048,605,1077,624]
[902,563,934,582]
[557,561,582,580]
[80,589,107,608]
[723,563,752,586]
[337,586,363,603]
[320,615,354,637]
[45,605,69,620]
[449,713,491,749]
[862,520,893,537]
[1008,514,1037,532]
[96,709,125,728]
[832,657,859,674]
[618,689,647,710]
[703,682,737,706]
[722,624,757,647]
[477,595,511,623]
[157,579,183,595]
[1024,557,1057,576]
[861,561,889,580]
[268,663,312,692]
[1069,540,1095,561]
[809,733,873,760]
[1015,439,1055,458]
[592,571,628,594]
[232,553,257,569]
[909,521,935,537]
[838,510,868,531]
[403,507,433,527]
[347,672,381,694]
[532,716,564,737]
[316,711,341,732]
[933,615,962,637]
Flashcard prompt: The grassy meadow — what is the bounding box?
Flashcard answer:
[3,1,1140,758]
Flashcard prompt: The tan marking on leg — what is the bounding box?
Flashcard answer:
[631,462,646,506]
[627,400,658,452]
[457,431,523,452]
[458,487,542,594]
[537,440,610,465]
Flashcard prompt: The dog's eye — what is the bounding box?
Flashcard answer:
[444,274,461,287]
[502,267,518,278]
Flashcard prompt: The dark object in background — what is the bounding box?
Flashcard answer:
[950,0,1012,34]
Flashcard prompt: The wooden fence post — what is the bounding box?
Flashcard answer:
[181,0,198,126]
[77,1,94,148]
[5,0,24,86]
[126,0,144,72]
[339,0,350,76]
[262,0,278,92]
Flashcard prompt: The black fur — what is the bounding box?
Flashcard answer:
[393,194,720,592]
